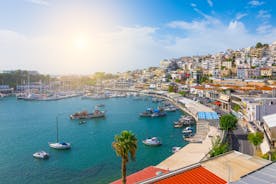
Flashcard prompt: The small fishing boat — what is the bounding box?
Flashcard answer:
[164,106,177,112]
[140,108,153,117]
[33,151,49,159]
[142,137,162,146]
[182,127,193,134]
[151,109,166,117]
[172,147,181,153]
[174,122,183,128]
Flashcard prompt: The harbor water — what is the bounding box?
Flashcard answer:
[0,96,187,183]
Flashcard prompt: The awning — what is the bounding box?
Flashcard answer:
[214,101,221,106]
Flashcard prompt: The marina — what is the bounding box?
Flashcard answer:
[0,96,185,184]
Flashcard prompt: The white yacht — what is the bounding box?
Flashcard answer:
[49,142,71,150]
[33,151,49,159]
[142,137,162,146]
[49,116,71,150]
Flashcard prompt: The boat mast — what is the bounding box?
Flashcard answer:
[56,116,59,142]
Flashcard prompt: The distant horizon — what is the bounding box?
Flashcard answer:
[1,0,276,74]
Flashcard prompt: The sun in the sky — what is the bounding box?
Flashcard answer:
[74,33,88,50]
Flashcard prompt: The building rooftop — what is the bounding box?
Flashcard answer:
[263,113,276,128]
[111,166,168,184]
[233,162,276,184]
[139,164,226,184]
[201,151,271,182]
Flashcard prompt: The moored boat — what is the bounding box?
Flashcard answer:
[49,115,71,150]
[49,142,71,150]
[182,126,193,134]
[142,137,162,146]
[139,108,153,117]
[70,109,105,119]
[172,146,181,153]
[33,151,49,159]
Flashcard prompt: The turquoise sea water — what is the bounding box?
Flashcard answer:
[0,97,187,183]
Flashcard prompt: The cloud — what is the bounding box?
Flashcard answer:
[257,10,271,19]
[248,0,264,7]
[2,11,276,75]
[25,0,49,6]
[166,15,276,56]
[256,24,272,34]
[207,0,213,7]
[167,20,209,32]
[236,13,248,20]
[190,3,197,7]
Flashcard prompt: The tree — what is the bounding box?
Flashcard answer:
[233,104,241,112]
[210,136,228,157]
[179,91,186,96]
[219,114,237,132]
[256,42,263,48]
[112,130,138,184]
[248,131,264,155]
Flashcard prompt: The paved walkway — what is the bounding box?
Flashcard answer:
[156,126,220,171]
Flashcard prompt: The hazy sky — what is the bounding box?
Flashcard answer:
[1,0,276,74]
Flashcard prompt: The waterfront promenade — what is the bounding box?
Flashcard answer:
[156,125,220,170]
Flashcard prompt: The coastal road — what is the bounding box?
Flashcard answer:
[230,124,254,155]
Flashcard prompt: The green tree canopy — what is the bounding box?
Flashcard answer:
[112,130,138,184]
[248,132,264,147]
[256,42,263,48]
[233,104,241,112]
[219,114,238,131]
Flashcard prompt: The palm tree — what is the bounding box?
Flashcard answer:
[248,131,264,155]
[112,130,138,184]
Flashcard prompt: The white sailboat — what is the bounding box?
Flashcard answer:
[49,116,71,150]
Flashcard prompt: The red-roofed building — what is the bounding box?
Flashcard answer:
[139,164,226,184]
[111,166,168,184]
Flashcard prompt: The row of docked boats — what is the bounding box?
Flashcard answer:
[81,92,128,100]
[140,108,166,117]
[16,92,81,101]
[174,115,194,128]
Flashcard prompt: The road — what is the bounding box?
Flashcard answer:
[230,124,254,155]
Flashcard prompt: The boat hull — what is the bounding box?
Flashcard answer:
[49,142,71,150]
[142,141,162,146]
[33,151,49,159]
